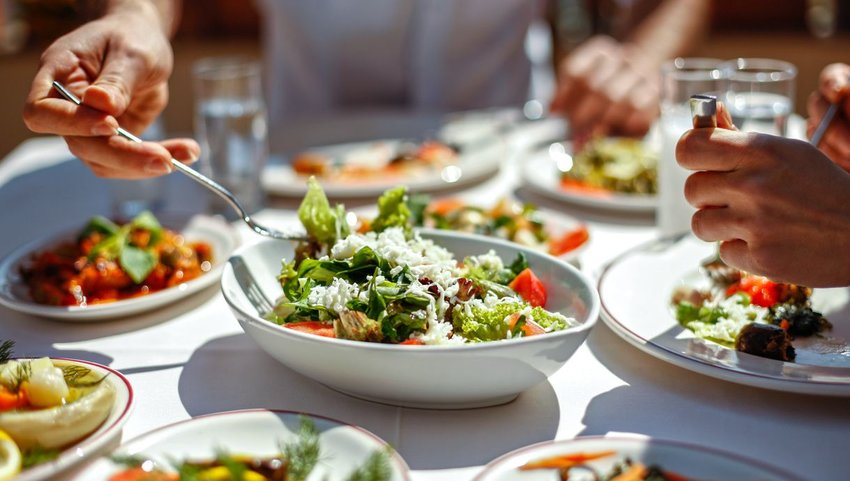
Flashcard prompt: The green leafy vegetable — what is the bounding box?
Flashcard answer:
[284,416,321,481]
[371,186,411,233]
[22,447,61,469]
[0,339,13,364]
[84,210,165,284]
[120,245,158,284]
[77,215,119,241]
[406,193,430,227]
[298,177,349,245]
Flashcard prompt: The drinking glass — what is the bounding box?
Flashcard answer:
[720,58,796,137]
[108,118,166,220]
[658,58,723,237]
[193,57,268,218]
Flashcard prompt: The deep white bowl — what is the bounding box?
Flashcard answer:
[221,230,599,409]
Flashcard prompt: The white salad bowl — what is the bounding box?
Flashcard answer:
[221,229,599,409]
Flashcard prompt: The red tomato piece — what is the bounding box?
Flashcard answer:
[284,321,336,338]
[726,275,781,308]
[399,338,425,345]
[508,268,547,307]
[548,225,589,256]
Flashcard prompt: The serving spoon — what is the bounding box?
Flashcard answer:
[52,81,308,242]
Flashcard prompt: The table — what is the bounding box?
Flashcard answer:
[1,131,848,481]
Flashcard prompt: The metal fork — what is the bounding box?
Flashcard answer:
[52,81,308,242]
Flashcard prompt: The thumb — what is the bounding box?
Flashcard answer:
[716,101,737,131]
[81,49,143,117]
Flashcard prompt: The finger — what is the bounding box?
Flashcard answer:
[82,44,158,117]
[160,138,201,164]
[691,206,749,243]
[819,63,850,105]
[676,128,754,172]
[618,102,654,137]
[716,101,736,130]
[683,171,732,208]
[65,135,174,179]
[821,141,850,172]
[717,239,753,274]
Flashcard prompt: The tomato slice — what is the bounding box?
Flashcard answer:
[508,268,547,307]
[284,321,336,338]
[726,275,781,308]
[548,225,589,256]
[399,338,425,345]
[507,313,546,337]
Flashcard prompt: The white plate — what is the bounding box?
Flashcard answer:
[598,234,850,396]
[69,409,410,481]
[0,214,240,321]
[474,436,806,481]
[17,358,134,481]
[520,141,657,213]
[222,230,598,409]
[262,138,504,198]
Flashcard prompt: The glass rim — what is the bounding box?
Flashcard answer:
[192,56,262,80]
[719,57,797,81]
[661,57,724,81]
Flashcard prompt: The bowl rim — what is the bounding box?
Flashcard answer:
[222,228,599,352]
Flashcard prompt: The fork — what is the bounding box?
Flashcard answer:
[51,81,308,242]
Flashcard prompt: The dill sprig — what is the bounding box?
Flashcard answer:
[283,416,321,481]
[22,447,61,469]
[61,365,109,388]
[0,340,14,364]
[345,449,393,481]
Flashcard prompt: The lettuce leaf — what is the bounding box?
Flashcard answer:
[298,177,349,245]
[371,186,411,233]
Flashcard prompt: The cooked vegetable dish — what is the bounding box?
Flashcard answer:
[21,212,213,306]
[520,450,719,481]
[559,137,657,195]
[266,179,577,345]
[671,257,831,361]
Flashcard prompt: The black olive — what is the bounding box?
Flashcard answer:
[735,323,796,362]
[770,304,832,337]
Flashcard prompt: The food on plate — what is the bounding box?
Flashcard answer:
[292,140,458,180]
[0,340,115,471]
[671,257,831,361]
[20,211,214,306]
[519,450,713,480]
[105,417,391,481]
[558,137,657,195]
[387,196,589,257]
[265,178,578,344]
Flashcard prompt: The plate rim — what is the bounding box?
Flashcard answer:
[15,357,135,481]
[71,408,412,481]
[472,435,808,481]
[0,214,240,321]
[520,140,657,213]
[597,233,850,395]
[261,137,504,198]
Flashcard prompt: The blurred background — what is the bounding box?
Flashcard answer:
[0,0,847,159]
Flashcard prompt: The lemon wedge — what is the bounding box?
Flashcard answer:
[0,429,22,481]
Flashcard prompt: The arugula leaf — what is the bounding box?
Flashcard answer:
[130,210,164,245]
[371,186,411,233]
[77,215,120,241]
[298,177,349,246]
[120,245,158,284]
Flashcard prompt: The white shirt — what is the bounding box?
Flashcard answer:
[254,0,545,136]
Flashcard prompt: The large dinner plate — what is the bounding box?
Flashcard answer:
[17,358,134,481]
[598,234,850,396]
[69,409,410,481]
[474,436,806,481]
[0,214,240,321]
[520,141,657,213]
[262,137,504,198]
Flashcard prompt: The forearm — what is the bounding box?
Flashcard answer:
[101,0,181,37]
[626,0,710,65]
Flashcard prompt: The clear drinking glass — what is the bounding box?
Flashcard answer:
[193,57,268,218]
[108,118,166,220]
[658,58,723,237]
[720,58,797,137]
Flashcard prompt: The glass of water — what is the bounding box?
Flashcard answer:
[720,58,797,137]
[193,57,268,218]
[658,58,724,237]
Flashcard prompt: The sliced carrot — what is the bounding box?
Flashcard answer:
[108,467,177,481]
[609,462,648,481]
[549,225,589,256]
[0,387,27,412]
[507,313,546,337]
[399,338,425,345]
[427,198,466,216]
[559,177,613,198]
[520,450,616,470]
[284,321,336,338]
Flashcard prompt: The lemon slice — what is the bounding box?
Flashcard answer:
[0,429,22,481]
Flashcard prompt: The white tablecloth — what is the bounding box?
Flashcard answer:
[0,132,847,481]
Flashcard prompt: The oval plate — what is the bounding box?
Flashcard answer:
[0,214,240,321]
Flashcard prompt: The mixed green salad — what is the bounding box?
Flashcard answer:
[265,179,576,345]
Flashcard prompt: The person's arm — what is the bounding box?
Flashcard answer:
[807,63,850,170]
[677,103,850,287]
[22,0,199,179]
[551,0,710,139]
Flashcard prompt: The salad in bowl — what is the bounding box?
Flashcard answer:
[222,179,598,408]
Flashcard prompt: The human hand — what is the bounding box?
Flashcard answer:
[22,5,199,179]
[678,103,850,287]
[551,36,660,139]
[806,63,850,170]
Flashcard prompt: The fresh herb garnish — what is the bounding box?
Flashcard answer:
[22,447,61,468]
[85,211,164,284]
[345,448,393,481]
[61,364,108,388]
[0,339,14,364]
[283,416,321,481]
[109,454,147,468]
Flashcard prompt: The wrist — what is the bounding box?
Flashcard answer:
[103,0,173,36]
